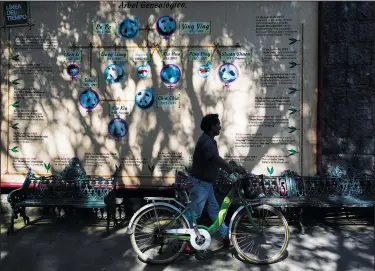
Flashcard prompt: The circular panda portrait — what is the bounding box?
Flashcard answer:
[160,64,181,86]
[156,16,177,38]
[198,62,212,78]
[136,64,150,79]
[79,89,100,111]
[135,88,155,110]
[104,64,125,84]
[218,63,239,85]
[67,63,80,78]
[108,118,128,141]
[118,17,139,40]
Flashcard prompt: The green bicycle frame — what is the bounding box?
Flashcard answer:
[159,182,256,241]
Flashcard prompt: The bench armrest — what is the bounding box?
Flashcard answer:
[7,188,26,207]
[7,169,34,207]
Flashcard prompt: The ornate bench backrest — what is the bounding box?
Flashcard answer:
[23,158,121,200]
[185,164,374,199]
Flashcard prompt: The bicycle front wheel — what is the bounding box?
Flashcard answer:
[130,205,189,264]
[231,204,289,264]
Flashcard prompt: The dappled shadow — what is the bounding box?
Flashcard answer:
[1,2,323,270]
[0,1,317,188]
[0,211,374,271]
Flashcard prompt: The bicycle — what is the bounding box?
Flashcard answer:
[126,169,289,265]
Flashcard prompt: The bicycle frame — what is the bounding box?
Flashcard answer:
[160,179,257,241]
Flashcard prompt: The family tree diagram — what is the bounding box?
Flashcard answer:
[2,2,309,185]
[61,16,254,179]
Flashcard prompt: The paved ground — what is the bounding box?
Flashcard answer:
[0,211,374,271]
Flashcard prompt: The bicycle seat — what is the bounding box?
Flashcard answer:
[171,182,195,191]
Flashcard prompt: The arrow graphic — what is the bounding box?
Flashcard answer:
[10,78,20,85]
[288,87,300,94]
[11,123,19,129]
[288,149,298,156]
[289,62,300,68]
[289,38,300,45]
[11,54,20,61]
[10,146,19,153]
[288,126,299,133]
[11,101,20,108]
[289,108,298,115]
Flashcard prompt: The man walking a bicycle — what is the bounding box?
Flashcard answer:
[127,113,289,264]
[186,113,246,250]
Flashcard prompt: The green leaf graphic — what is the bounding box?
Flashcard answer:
[11,101,19,108]
[289,62,299,68]
[288,126,298,133]
[267,166,274,175]
[11,123,19,129]
[288,149,297,156]
[148,164,155,173]
[288,87,300,94]
[44,163,51,172]
[289,38,299,45]
[289,108,298,114]
[10,146,18,153]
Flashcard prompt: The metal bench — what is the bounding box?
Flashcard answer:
[176,165,374,234]
[7,157,121,235]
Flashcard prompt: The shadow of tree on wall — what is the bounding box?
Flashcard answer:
[0,1,326,269]
[0,1,308,188]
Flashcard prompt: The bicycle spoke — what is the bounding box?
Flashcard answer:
[131,205,188,264]
[137,237,153,250]
[134,232,154,239]
[232,205,289,264]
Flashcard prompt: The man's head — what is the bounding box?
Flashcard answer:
[200,114,221,137]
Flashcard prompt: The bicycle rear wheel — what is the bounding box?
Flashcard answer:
[130,205,189,264]
[231,204,289,264]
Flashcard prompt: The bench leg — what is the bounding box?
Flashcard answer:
[114,207,118,226]
[7,206,20,235]
[20,207,30,226]
[298,207,305,235]
[7,212,15,235]
[106,207,111,234]
[105,205,117,234]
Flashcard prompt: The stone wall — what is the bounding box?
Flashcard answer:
[320,2,375,175]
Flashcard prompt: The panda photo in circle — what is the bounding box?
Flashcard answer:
[160,64,181,85]
[156,16,177,37]
[118,17,139,40]
[218,63,239,84]
[67,64,79,78]
[104,64,125,84]
[79,89,99,110]
[108,118,128,139]
[135,88,155,110]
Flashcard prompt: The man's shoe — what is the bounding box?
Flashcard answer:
[222,238,233,248]
[184,244,196,254]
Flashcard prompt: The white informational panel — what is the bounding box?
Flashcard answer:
[0,1,318,187]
